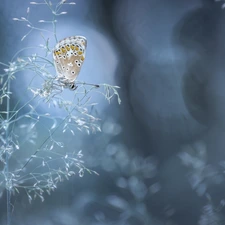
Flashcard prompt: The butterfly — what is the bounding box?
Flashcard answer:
[53,35,88,90]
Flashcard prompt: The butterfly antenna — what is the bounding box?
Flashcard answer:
[78,82,100,88]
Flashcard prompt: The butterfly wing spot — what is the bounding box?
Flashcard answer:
[80,55,85,62]
[75,60,80,67]
[54,50,61,56]
[66,45,70,51]
[74,59,81,67]
[61,46,67,53]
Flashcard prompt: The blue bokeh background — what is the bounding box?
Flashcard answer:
[1,0,225,224]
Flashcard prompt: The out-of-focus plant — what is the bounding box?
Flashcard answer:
[215,0,225,9]
[178,141,225,224]
[198,194,225,225]
[0,1,121,224]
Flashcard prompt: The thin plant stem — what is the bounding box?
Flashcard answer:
[5,77,11,225]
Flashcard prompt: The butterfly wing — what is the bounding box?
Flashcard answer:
[53,36,87,82]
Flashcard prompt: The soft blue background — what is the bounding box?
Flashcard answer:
[1,0,225,224]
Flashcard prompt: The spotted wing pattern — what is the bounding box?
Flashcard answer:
[53,36,87,83]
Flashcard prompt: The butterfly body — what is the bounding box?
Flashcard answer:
[53,36,87,89]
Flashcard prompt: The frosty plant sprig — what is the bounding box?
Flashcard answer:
[13,0,76,42]
[0,1,121,224]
